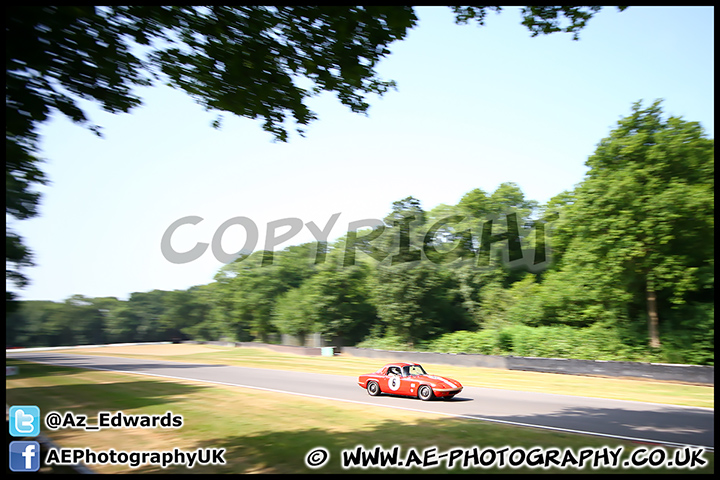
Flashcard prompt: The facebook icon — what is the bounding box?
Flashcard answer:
[9,441,41,472]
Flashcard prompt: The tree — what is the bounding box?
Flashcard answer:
[372,262,463,346]
[303,262,378,346]
[271,283,320,345]
[6,300,58,347]
[158,288,211,341]
[212,243,319,342]
[6,6,624,303]
[545,100,714,347]
[182,283,235,341]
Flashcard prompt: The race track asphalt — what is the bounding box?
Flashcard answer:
[7,351,714,450]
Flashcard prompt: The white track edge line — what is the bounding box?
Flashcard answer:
[9,357,714,452]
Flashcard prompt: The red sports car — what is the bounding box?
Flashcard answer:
[358,363,463,401]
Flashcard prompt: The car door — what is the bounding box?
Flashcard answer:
[389,375,408,394]
[396,367,420,396]
[384,366,403,394]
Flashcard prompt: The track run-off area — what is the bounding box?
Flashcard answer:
[7,347,713,452]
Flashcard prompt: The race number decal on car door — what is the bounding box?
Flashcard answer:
[388,376,401,391]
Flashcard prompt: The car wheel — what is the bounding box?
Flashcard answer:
[367,381,381,396]
[418,385,433,401]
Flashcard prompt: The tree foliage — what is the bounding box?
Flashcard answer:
[6,5,624,303]
[6,142,714,364]
[12,8,712,365]
[545,100,714,347]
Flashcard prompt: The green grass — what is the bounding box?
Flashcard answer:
[5,357,714,474]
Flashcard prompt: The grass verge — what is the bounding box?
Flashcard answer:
[5,358,714,474]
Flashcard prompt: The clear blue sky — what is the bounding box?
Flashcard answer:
[9,6,714,302]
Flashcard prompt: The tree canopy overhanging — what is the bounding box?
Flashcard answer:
[6,6,625,303]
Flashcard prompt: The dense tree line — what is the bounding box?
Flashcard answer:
[6,102,714,365]
[7,6,625,308]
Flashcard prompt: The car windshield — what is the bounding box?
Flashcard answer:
[403,365,427,376]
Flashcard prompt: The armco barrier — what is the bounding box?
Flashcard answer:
[504,356,715,384]
[237,342,325,356]
[23,341,709,385]
[338,347,510,370]
[340,347,714,386]
[193,340,326,356]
